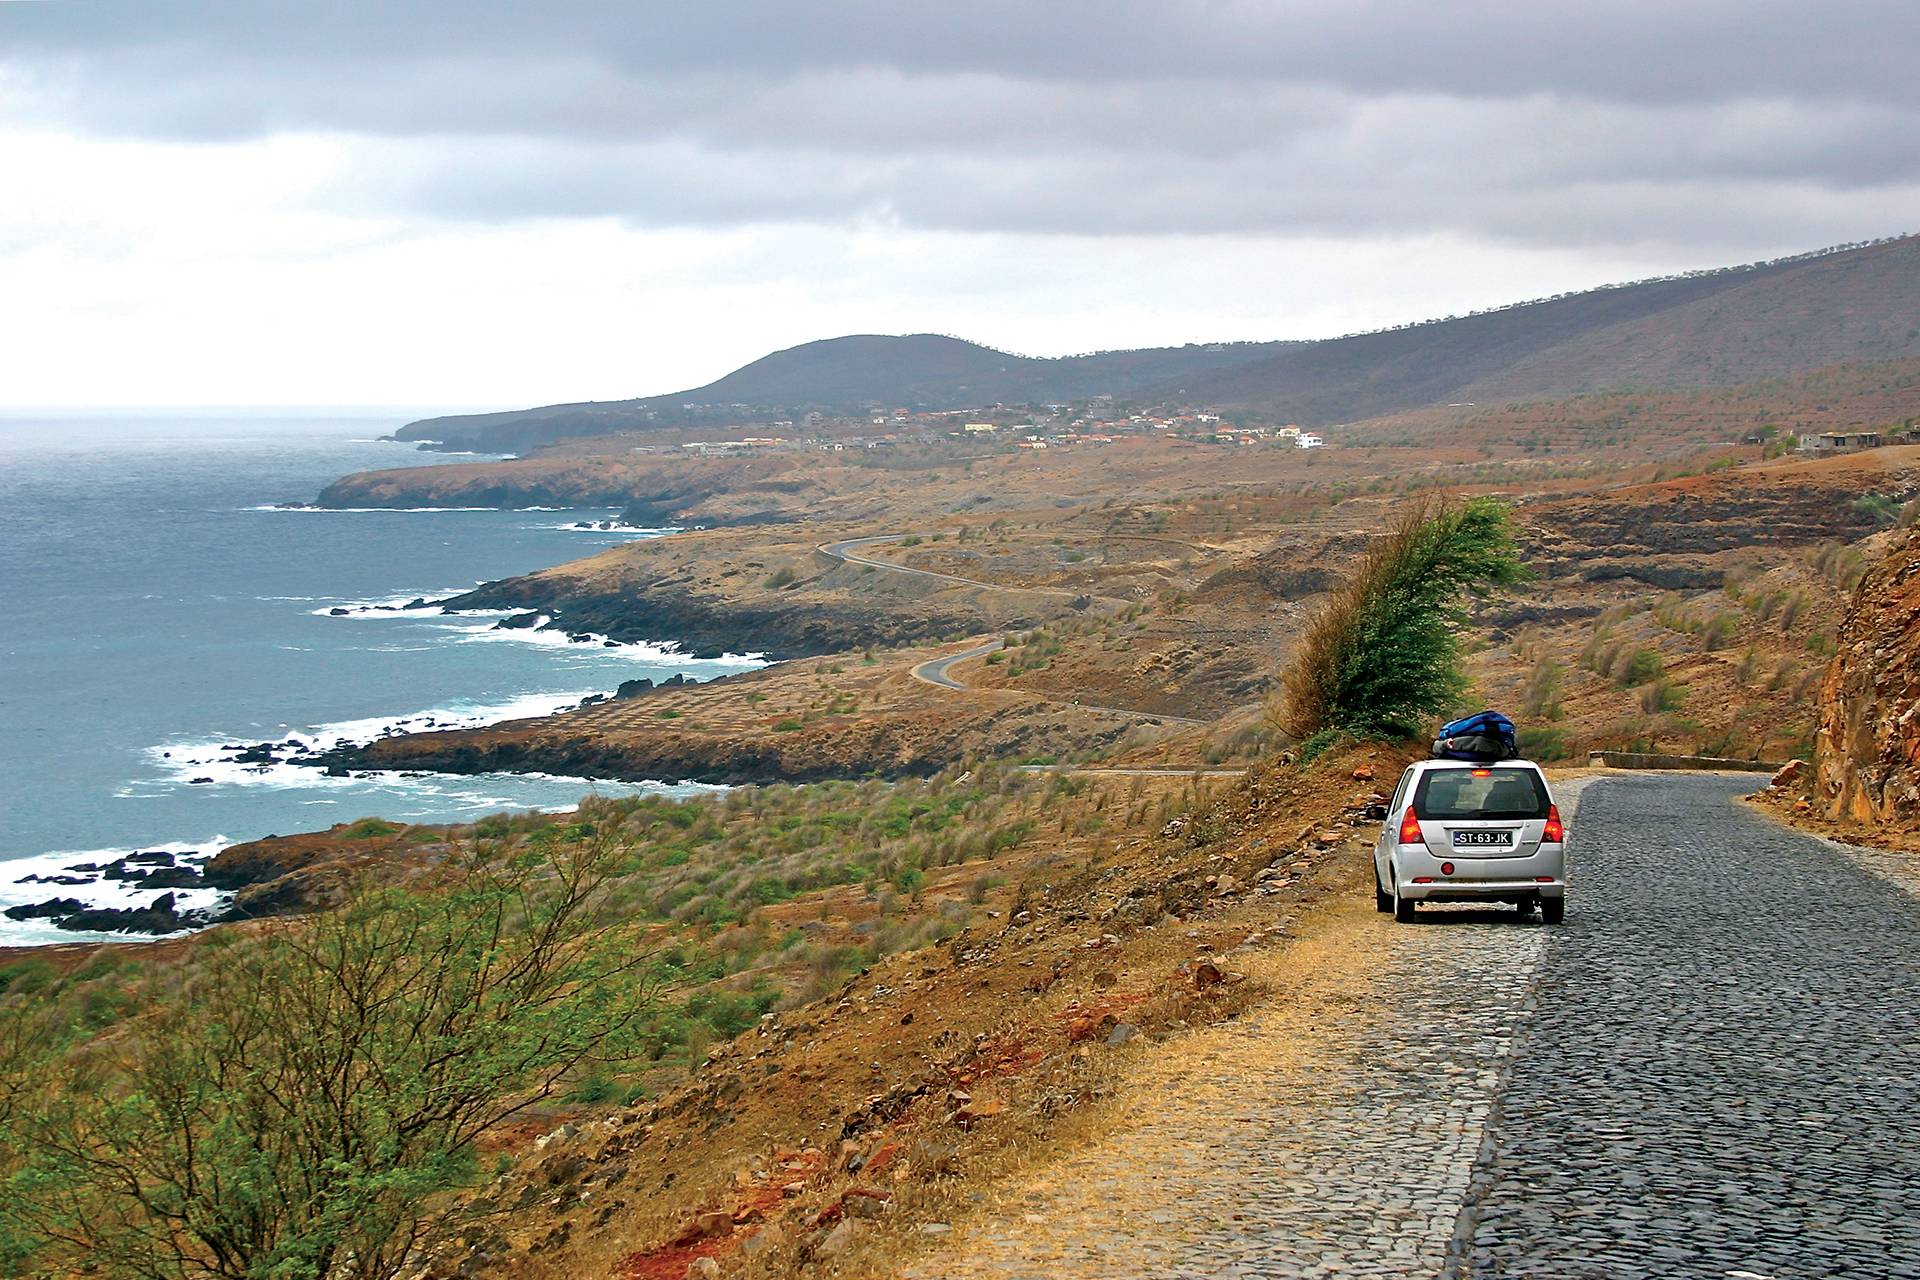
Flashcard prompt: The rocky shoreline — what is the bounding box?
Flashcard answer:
[311,716,997,786]
[2,818,473,939]
[5,848,244,936]
[438,577,992,660]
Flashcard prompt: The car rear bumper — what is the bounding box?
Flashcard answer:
[1394,844,1566,901]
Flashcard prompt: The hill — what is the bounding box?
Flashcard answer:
[393,335,1292,453]
[398,235,1920,453]
[1185,234,1920,419]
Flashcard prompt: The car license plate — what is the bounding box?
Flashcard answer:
[1452,830,1514,848]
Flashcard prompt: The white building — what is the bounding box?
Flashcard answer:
[1295,432,1325,449]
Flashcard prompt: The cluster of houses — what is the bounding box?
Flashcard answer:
[679,436,787,457]
[1795,428,1919,453]
[957,414,1325,451]
[657,402,1335,462]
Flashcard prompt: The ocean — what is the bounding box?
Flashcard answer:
[0,414,763,945]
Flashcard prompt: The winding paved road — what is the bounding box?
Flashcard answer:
[916,772,1920,1280]
[911,640,1005,690]
[819,535,1009,591]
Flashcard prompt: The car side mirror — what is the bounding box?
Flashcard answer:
[1363,803,1388,821]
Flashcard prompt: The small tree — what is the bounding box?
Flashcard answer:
[1,834,661,1280]
[1280,494,1528,740]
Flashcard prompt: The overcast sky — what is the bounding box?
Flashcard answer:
[5,1,1917,409]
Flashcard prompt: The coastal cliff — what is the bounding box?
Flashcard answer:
[437,526,1065,659]
[442,569,997,660]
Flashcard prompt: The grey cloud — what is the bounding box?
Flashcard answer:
[5,1,1919,253]
[11,1,1920,106]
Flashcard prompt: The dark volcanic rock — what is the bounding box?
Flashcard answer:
[614,673,693,699]
[5,897,88,921]
[56,892,195,935]
[1522,473,1913,588]
[139,866,210,890]
[440,576,991,660]
[7,892,200,934]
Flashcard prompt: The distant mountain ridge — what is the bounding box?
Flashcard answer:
[399,234,1920,453]
[395,335,1294,453]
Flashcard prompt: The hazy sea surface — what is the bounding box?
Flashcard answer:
[0,414,761,944]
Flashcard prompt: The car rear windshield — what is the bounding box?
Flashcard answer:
[1413,767,1550,820]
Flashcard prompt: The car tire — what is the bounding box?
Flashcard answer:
[1393,881,1417,923]
[1374,867,1392,913]
[1541,897,1565,925]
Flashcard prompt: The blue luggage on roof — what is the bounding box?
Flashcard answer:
[1433,710,1519,762]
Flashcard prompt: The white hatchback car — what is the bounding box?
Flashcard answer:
[1371,758,1567,923]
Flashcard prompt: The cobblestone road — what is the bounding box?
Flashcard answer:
[915,774,1920,1279]
[1458,773,1920,1279]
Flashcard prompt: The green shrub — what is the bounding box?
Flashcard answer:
[340,817,400,839]
[0,959,56,999]
[1517,726,1573,761]
[1518,658,1564,720]
[0,839,661,1280]
[1617,649,1665,687]
[1280,496,1529,738]
[1699,613,1739,651]
[1639,679,1688,712]
[1851,493,1901,525]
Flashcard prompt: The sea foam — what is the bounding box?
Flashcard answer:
[0,839,233,946]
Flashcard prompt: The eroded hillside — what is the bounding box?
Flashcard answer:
[1797,526,1920,838]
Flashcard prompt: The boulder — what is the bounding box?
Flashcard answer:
[814,1218,865,1259]
[4,896,87,921]
[55,892,194,935]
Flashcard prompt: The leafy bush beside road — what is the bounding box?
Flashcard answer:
[1281,495,1528,739]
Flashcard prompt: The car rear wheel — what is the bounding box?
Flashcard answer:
[1374,867,1392,913]
[1541,897,1565,925]
[1392,877,1417,923]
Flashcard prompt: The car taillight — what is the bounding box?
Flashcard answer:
[1542,804,1564,844]
[1398,808,1423,845]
